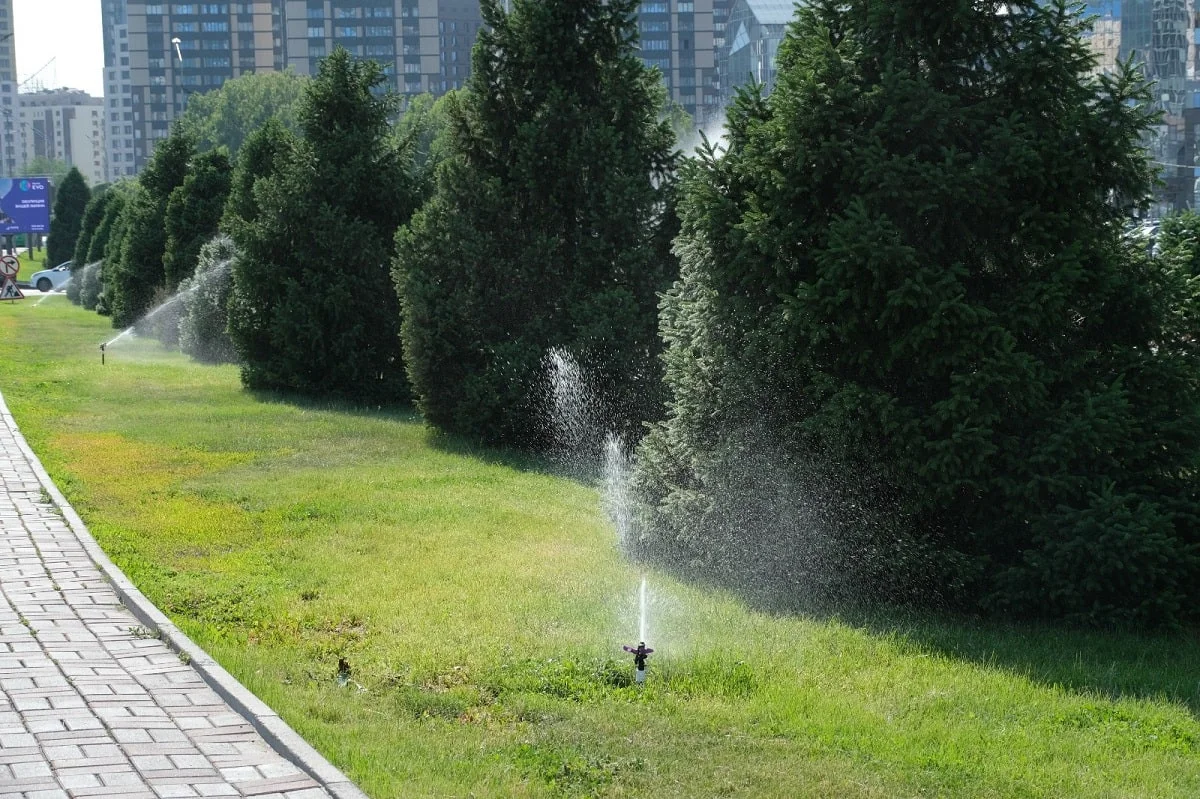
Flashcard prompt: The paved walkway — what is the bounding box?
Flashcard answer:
[0,401,349,798]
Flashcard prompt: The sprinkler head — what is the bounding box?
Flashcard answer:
[623,641,654,673]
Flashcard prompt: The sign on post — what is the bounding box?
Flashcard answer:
[0,254,24,300]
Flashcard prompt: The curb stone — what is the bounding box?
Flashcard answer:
[0,390,370,799]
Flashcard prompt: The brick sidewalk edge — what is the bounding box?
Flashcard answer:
[0,391,370,799]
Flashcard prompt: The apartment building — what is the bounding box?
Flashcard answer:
[17,90,107,186]
[638,0,719,123]
[0,0,18,177]
[123,1,283,173]
[102,0,137,180]
[283,0,481,97]
[719,0,789,105]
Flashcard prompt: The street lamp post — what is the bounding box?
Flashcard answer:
[170,37,184,124]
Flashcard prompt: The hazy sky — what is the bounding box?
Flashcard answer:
[13,0,104,97]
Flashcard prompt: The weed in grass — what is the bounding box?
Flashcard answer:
[510,742,631,798]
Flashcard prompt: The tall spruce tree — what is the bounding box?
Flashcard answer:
[163,149,232,289]
[631,0,1200,626]
[227,48,417,402]
[394,0,678,447]
[46,167,90,266]
[221,118,295,241]
[68,188,113,305]
[83,186,134,313]
[106,131,194,327]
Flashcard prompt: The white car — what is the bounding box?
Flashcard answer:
[29,261,72,292]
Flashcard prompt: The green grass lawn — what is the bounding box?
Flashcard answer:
[15,247,47,283]
[3,296,1200,798]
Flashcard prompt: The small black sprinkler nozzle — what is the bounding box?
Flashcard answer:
[623,641,654,684]
[100,342,105,365]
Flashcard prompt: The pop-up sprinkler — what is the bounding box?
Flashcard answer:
[99,342,105,365]
[623,641,654,685]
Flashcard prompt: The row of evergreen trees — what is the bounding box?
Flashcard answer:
[54,0,1200,626]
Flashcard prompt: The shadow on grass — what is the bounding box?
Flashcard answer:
[847,607,1200,717]
[667,556,1200,716]
[245,386,591,481]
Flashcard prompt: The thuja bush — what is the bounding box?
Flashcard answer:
[179,236,239,364]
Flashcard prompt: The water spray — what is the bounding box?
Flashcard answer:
[623,575,653,684]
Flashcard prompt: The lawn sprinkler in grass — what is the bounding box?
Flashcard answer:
[622,640,653,685]
[102,283,199,354]
[622,575,655,684]
[545,348,659,675]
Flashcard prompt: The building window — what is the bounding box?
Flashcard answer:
[307,25,324,38]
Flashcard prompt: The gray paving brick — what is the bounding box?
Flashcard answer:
[0,410,340,799]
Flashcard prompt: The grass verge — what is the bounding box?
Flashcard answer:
[2,296,1199,798]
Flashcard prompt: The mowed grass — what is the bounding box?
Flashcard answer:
[3,296,1200,798]
[15,247,47,282]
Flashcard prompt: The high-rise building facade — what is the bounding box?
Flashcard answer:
[637,0,719,123]
[0,0,19,177]
[18,90,107,186]
[719,0,789,106]
[283,1,481,97]
[1077,1,1200,212]
[103,0,137,180]
[124,1,283,173]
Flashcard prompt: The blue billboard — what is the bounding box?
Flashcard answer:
[0,178,51,234]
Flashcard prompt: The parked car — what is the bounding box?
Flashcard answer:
[29,261,72,292]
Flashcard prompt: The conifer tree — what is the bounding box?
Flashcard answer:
[180,235,239,364]
[106,131,194,327]
[394,0,678,446]
[46,167,90,266]
[68,189,112,305]
[82,187,134,312]
[227,48,417,402]
[632,0,1200,625]
[221,118,295,242]
[163,149,232,289]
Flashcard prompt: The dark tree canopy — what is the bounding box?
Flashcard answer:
[632,0,1200,626]
[68,188,114,305]
[106,131,195,328]
[394,0,679,448]
[46,167,90,267]
[227,48,418,402]
[163,149,232,290]
[222,118,295,242]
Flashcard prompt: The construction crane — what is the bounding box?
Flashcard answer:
[19,57,56,92]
